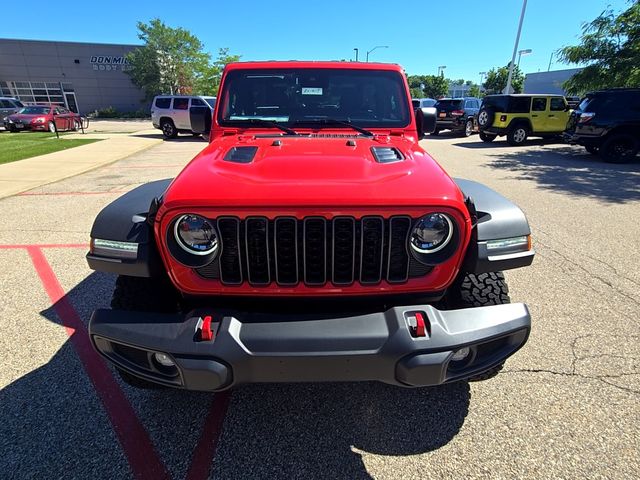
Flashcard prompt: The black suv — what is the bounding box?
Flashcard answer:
[432,97,480,136]
[564,88,640,163]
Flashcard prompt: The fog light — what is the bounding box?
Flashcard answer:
[451,347,470,362]
[154,352,175,367]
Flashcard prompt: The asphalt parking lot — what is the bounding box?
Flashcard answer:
[1,128,638,479]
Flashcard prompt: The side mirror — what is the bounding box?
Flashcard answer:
[418,107,437,135]
[189,105,212,134]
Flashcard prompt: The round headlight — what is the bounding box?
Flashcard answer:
[174,214,218,255]
[409,213,453,254]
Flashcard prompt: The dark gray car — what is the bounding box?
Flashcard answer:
[433,97,481,137]
[0,97,24,127]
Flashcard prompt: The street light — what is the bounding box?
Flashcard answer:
[479,71,487,84]
[366,45,388,62]
[517,48,532,67]
[438,65,447,76]
[505,0,528,94]
[353,48,359,62]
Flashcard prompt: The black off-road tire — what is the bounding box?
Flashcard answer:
[160,118,178,139]
[599,133,638,164]
[110,275,181,389]
[477,107,494,129]
[506,124,529,146]
[585,145,599,155]
[447,272,510,381]
[479,131,496,143]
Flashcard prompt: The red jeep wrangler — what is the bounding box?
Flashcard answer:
[87,61,534,391]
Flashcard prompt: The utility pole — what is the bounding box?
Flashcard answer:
[547,52,554,71]
[353,48,359,62]
[505,0,528,94]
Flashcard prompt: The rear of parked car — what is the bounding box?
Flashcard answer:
[151,95,216,139]
[564,88,640,163]
[433,98,480,136]
[0,97,24,125]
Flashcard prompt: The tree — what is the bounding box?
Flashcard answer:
[483,63,524,94]
[193,48,241,95]
[126,19,240,100]
[421,75,449,98]
[558,1,640,95]
[467,84,482,98]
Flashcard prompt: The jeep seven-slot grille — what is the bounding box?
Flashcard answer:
[196,216,430,286]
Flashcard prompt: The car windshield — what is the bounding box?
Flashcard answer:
[434,99,463,110]
[18,106,51,115]
[218,68,411,129]
[203,97,216,108]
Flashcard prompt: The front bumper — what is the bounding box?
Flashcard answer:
[89,303,531,391]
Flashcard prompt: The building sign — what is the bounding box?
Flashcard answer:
[90,55,132,72]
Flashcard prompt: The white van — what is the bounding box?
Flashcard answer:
[151,95,216,139]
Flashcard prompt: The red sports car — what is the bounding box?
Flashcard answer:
[4,104,80,132]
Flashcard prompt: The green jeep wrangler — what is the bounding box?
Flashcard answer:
[477,94,571,146]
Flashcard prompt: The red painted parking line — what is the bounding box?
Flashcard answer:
[186,392,231,480]
[0,243,86,249]
[27,246,171,480]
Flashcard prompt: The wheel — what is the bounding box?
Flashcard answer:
[507,125,529,146]
[110,275,181,389]
[477,107,494,129]
[446,272,510,381]
[599,134,638,164]
[48,121,56,133]
[464,119,474,137]
[160,119,178,139]
[7,125,17,133]
[479,131,496,143]
[585,145,599,155]
[431,128,440,136]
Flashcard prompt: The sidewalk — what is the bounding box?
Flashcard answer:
[0,129,162,199]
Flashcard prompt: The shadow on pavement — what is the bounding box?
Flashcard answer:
[213,381,470,479]
[131,133,208,142]
[453,137,563,149]
[475,144,640,203]
[2,271,470,479]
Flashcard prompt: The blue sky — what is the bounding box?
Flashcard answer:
[3,0,630,83]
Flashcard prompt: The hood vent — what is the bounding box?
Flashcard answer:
[224,146,258,163]
[371,146,404,163]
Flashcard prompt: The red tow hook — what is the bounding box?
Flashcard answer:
[405,311,429,338]
[196,315,215,341]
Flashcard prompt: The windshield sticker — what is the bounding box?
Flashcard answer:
[301,87,323,95]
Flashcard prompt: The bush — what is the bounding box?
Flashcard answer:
[91,106,150,119]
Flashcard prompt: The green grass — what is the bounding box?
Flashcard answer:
[0,131,101,164]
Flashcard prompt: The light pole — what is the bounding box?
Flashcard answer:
[353,48,359,62]
[505,0,528,94]
[438,65,447,77]
[479,71,487,87]
[366,45,388,62]
[547,51,554,71]
[517,48,532,67]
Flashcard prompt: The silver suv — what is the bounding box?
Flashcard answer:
[151,95,216,139]
[0,97,24,126]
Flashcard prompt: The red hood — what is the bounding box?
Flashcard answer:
[161,134,465,212]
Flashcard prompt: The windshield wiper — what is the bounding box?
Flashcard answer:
[293,118,374,137]
[234,118,298,135]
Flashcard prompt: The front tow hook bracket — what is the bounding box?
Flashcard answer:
[405,311,429,338]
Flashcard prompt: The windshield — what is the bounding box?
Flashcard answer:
[218,68,411,129]
[18,106,51,115]
[203,97,216,108]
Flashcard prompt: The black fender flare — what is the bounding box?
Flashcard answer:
[87,179,172,277]
[454,178,535,274]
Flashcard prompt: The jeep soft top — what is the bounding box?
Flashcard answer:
[86,61,534,391]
